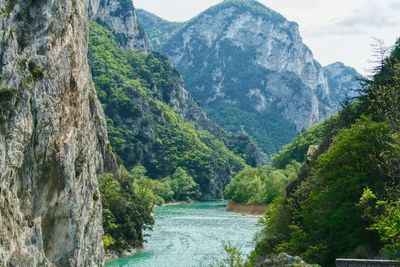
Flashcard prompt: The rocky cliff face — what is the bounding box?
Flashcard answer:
[90,0,147,50]
[323,62,363,108]
[89,22,262,199]
[140,55,266,167]
[138,0,362,156]
[0,0,115,266]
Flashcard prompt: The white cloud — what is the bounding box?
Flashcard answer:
[336,0,400,28]
[134,0,400,74]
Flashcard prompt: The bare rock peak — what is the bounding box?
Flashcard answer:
[90,0,148,50]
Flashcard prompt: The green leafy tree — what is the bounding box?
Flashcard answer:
[370,200,400,259]
[99,168,154,253]
[210,245,251,267]
[224,162,301,205]
[253,39,400,266]
[165,167,201,201]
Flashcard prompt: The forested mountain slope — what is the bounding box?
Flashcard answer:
[138,0,363,157]
[88,22,247,200]
[253,40,400,266]
[136,9,184,51]
[87,0,265,256]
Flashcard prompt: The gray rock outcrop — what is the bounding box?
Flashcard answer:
[90,0,148,50]
[256,253,316,267]
[161,0,361,131]
[323,61,363,109]
[0,0,116,265]
[138,0,363,155]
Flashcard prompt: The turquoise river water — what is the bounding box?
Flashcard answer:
[106,201,261,267]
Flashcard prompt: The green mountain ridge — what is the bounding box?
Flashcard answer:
[88,21,247,200]
[136,9,184,51]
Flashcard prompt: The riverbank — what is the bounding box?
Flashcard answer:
[104,246,142,261]
[162,200,192,206]
[226,200,268,215]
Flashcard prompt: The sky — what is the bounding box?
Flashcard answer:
[134,0,400,75]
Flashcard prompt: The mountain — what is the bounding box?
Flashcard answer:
[323,62,363,107]
[90,0,148,50]
[136,9,184,51]
[88,22,250,200]
[137,0,362,157]
[86,0,263,255]
[0,0,116,265]
[252,40,400,265]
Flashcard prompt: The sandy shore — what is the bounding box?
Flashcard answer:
[226,200,268,215]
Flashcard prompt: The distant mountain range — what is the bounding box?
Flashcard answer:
[137,0,363,157]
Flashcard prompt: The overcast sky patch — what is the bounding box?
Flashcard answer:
[134,0,400,74]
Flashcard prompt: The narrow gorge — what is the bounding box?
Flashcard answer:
[1,0,398,266]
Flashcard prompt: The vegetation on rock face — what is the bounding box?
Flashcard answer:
[143,0,361,159]
[100,168,154,253]
[207,104,297,159]
[100,165,203,253]
[0,84,16,123]
[136,9,183,51]
[88,21,246,200]
[171,37,301,157]
[252,39,400,266]
[272,120,328,169]
[187,0,284,26]
[138,0,303,157]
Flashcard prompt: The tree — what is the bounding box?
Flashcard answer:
[166,167,201,201]
[99,168,154,253]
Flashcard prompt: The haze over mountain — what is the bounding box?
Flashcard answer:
[137,0,363,156]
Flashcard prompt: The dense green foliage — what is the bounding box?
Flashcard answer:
[224,162,301,205]
[253,40,400,266]
[129,165,201,205]
[163,167,201,201]
[369,199,400,258]
[136,9,183,51]
[88,21,245,199]
[100,165,203,253]
[272,120,328,168]
[207,104,297,159]
[99,169,154,253]
[210,245,251,267]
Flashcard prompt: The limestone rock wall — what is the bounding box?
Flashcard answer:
[0,0,116,265]
[90,0,148,50]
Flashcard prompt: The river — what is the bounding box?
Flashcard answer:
[106,201,261,267]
